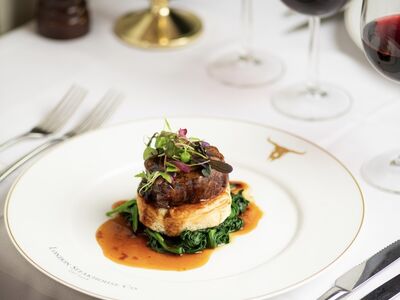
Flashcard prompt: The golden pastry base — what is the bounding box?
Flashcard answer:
[114,7,202,49]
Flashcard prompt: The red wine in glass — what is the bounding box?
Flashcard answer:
[362,15,400,82]
[360,0,400,194]
[281,0,348,16]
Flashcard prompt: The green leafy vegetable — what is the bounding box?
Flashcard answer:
[201,164,212,177]
[143,146,157,160]
[144,229,184,255]
[105,190,250,255]
[136,171,172,194]
[155,136,168,149]
[159,172,172,184]
[164,119,172,131]
[180,151,191,163]
[106,199,140,233]
[145,189,248,254]
[209,159,233,174]
[207,229,218,248]
[212,227,230,245]
[181,230,208,253]
[131,204,139,232]
[106,199,136,217]
[165,162,179,173]
[232,190,250,214]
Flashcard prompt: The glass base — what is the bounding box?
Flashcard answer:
[361,150,400,194]
[207,49,284,88]
[271,83,352,121]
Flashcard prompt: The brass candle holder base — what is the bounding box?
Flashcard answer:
[114,1,202,49]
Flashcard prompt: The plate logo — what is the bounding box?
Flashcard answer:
[267,138,305,161]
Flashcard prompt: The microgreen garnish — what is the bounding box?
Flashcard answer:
[209,159,233,173]
[135,171,172,194]
[143,146,157,160]
[135,121,233,196]
[178,128,187,137]
[164,119,172,131]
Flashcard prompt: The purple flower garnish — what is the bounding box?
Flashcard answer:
[172,161,191,173]
[178,128,187,137]
[201,141,210,147]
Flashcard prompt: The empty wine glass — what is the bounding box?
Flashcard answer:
[207,0,284,88]
[360,0,400,193]
[272,0,352,121]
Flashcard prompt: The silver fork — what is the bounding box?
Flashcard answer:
[0,90,124,183]
[0,85,87,152]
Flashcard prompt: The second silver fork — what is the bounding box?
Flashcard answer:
[0,85,87,152]
[0,90,124,183]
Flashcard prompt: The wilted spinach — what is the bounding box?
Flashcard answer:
[106,190,250,255]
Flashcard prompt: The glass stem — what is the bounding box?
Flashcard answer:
[240,0,253,60]
[307,16,321,93]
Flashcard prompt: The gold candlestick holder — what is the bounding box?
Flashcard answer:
[114,0,202,49]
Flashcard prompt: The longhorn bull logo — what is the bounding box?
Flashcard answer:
[267,137,305,161]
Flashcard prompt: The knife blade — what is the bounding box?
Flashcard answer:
[361,274,400,300]
[318,240,400,300]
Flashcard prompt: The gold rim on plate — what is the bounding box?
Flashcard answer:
[3,117,365,300]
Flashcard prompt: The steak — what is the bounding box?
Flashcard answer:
[140,146,228,208]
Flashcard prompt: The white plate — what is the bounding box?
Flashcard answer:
[4,118,364,300]
[344,0,363,49]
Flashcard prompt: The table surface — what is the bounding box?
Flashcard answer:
[0,0,399,299]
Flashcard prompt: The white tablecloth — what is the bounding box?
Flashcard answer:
[0,0,399,299]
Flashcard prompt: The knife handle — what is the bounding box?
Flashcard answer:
[317,286,348,300]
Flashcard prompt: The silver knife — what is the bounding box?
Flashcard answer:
[318,240,400,300]
[361,274,400,300]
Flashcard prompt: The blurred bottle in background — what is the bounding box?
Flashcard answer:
[37,0,90,39]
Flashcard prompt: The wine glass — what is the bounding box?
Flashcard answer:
[361,0,400,193]
[207,0,284,88]
[272,0,352,121]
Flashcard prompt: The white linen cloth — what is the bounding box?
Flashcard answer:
[0,0,399,299]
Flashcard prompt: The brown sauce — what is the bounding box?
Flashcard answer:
[96,181,263,271]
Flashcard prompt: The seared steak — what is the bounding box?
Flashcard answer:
[140,146,228,208]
